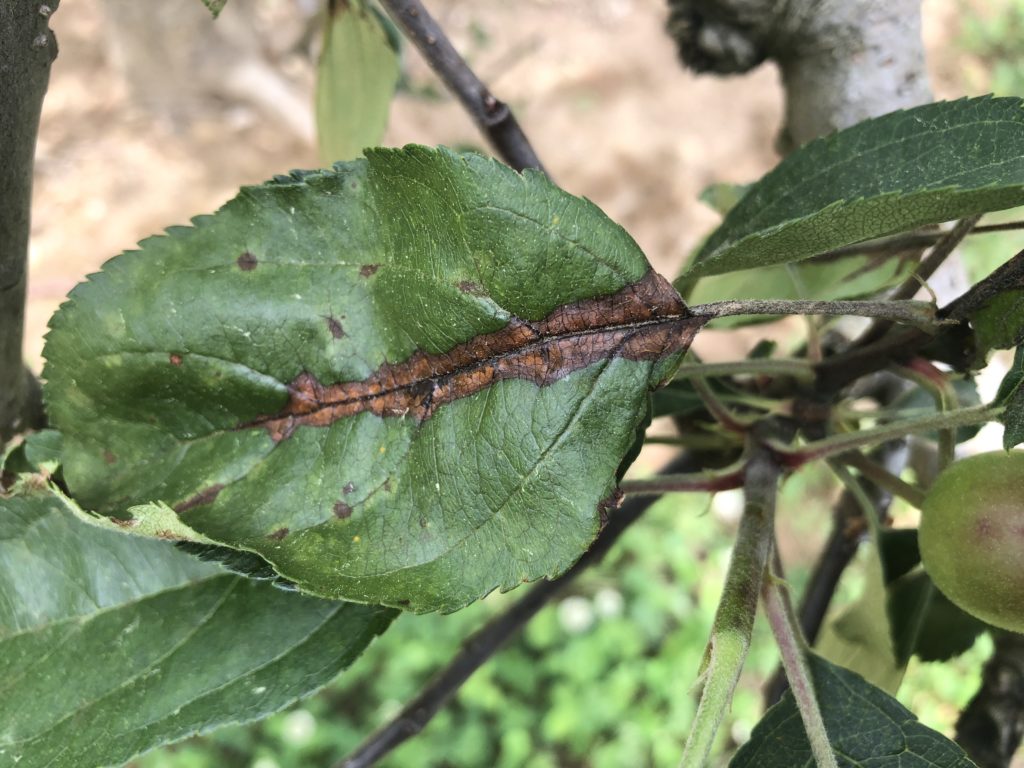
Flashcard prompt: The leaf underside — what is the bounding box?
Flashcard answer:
[997,346,1024,448]
[686,96,1024,280]
[731,655,977,767]
[0,486,395,768]
[315,0,400,163]
[43,146,702,613]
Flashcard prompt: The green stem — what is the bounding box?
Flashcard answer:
[692,376,750,433]
[892,360,958,471]
[673,359,813,382]
[679,443,780,767]
[839,452,926,509]
[689,298,940,328]
[620,462,745,496]
[774,405,1000,468]
[762,571,839,768]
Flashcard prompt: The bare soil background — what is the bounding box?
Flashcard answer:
[26,0,974,369]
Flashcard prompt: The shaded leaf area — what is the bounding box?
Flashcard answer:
[316,0,400,163]
[997,346,1024,448]
[44,147,700,613]
[731,654,977,767]
[685,96,1024,279]
[0,487,395,768]
[971,289,1024,353]
[888,569,987,664]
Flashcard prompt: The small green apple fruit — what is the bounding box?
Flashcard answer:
[919,451,1024,633]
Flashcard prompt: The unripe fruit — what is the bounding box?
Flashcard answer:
[919,451,1024,633]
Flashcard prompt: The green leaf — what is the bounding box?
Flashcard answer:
[971,288,1024,352]
[731,654,977,767]
[316,0,401,163]
[0,485,395,768]
[815,542,903,695]
[887,569,987,664]
[685,96,1024,279]
[699,181,750,217]
[996,346,1024,448]
[43,146,703,613]
[199,0,227,18]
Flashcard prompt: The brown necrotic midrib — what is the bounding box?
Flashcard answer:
[249,271,702,441]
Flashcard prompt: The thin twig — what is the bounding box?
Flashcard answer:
[377,0,545,174]
[620,461,746,495]
[689,298,939,327]
[762,570,839,768]
[857,215,981,345]
[337,451,698,768]
[840,451,925,509]
[764,441,906,706]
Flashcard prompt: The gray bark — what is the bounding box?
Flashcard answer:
[666,0,931,149]
[0,1,58,442]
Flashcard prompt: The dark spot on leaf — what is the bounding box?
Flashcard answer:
[333,501,353,519]
[419,516,428,528]
[458,280,485,295]
[174,484,225,513]
[169,353,183,366]
[383,479,392,492]
[110,515,135,528]
[359,264,379,277]
[237,251,258,271]
[325,315,346,339]
[343,482,356,494]
[155,530,180,540]
[268,527,290,540]
[103,450,117,465]
[396,599,411,607]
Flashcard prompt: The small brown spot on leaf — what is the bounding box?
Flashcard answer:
[359,264,379,277]
[598,488,625,527]
[458,281,485,295]
[237,251,258,271]
[419,516,428,528]
[333,501,353,519]
[155,530,180,540]
[268,527,290,540]
[383,479,392,492]
[169,353,183,366]
[174,484,225,513]
[343,482,356,494]
[325,315,346,339]
[103,450,117,465]
[110,515,135,528]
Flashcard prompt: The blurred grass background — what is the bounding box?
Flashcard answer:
[131,0,1021,766]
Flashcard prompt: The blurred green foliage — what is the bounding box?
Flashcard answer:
[959,0,1024,97]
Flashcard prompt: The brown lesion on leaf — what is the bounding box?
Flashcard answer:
[237,251,258,271]
[342,482,356,494]
[324,315,346,339]
[103,450,117,465]
[244,271,706,442]
[174,483,225,513]
[359,264,380,277]
[333,501,353,519]
[268,527,290,540]
[169,353,183,366]
[458,280,486,295]
[598,487,625,528]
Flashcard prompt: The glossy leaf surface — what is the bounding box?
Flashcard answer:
[316,0,400,163]
[686,97,1024,279]
[0,485,394,768]
[44,147,702,612]
[732,655,977,767]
